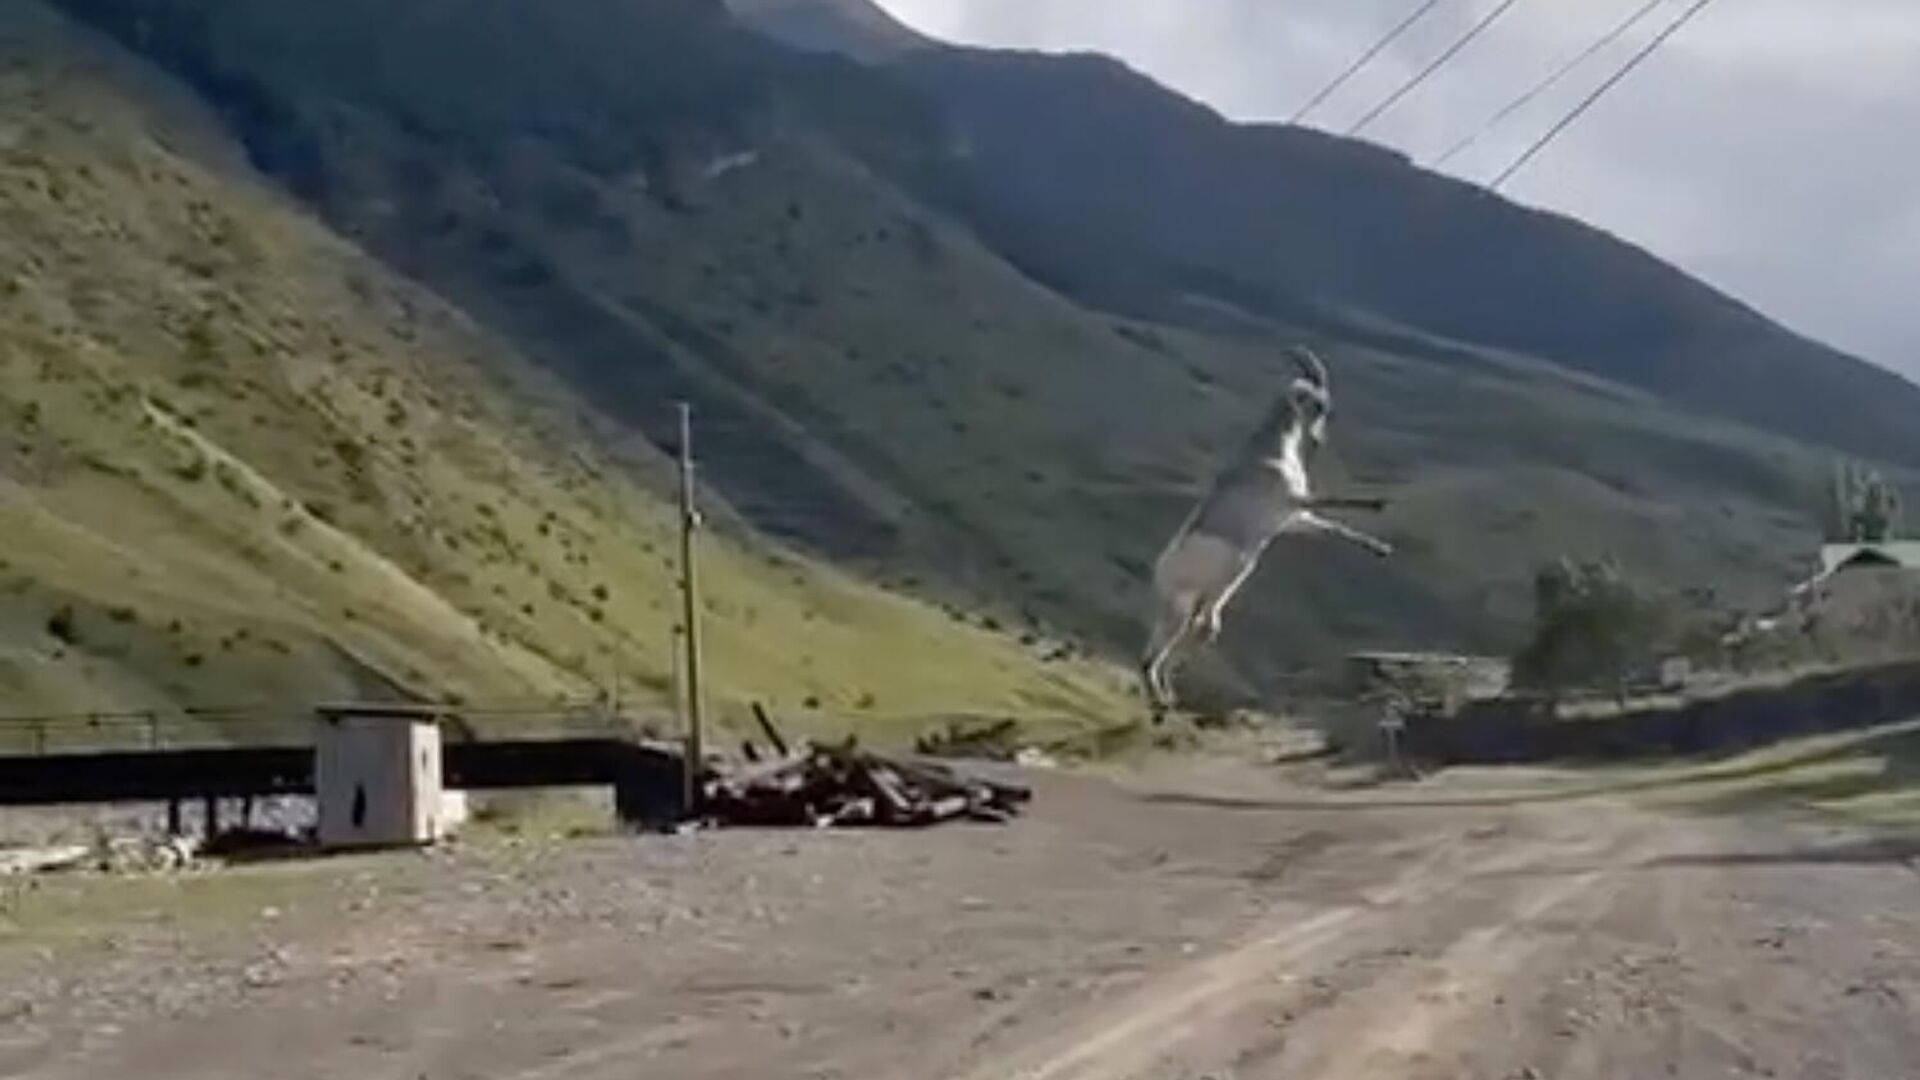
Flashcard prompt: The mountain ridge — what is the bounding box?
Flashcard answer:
[10,0,1906,713]
[884,45,1920,466]
[725,0,931,61]
[725,0,1920,463]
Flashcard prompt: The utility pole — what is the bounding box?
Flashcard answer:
[676,402,706,818]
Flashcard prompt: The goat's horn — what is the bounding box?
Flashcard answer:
[1289,346,1329,388]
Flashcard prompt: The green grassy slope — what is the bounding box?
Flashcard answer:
[0,2,1130,734]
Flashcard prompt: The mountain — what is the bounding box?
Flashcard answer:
[9,0,1908,715]
[725,0,929,61]
[888,48,1920,469]
[723,2,1920,468]
[0,0,1127,734]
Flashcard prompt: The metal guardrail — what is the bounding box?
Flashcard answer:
[0,702,650,759]
[0,712,288,756]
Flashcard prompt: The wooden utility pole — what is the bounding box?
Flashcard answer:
[676,402,706,817]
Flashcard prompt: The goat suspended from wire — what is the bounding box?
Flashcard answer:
[1141,347,1392,716]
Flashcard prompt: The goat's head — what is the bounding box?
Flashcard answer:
[1286,346,1332,444]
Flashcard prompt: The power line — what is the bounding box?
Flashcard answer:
[1348,0,1535,137]
[1431,0,1671,169]
[1290,0,1451,125]
[1490,0,1722,191]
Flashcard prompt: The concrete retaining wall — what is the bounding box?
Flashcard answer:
[1406,659,1920,765]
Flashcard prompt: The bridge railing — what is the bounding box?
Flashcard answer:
[0,702,653,758]
[0,711,305,756]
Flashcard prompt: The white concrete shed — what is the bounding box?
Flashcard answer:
[314,704,448,850]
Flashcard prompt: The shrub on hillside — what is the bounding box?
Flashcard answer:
[1512,557,1669,695]
[46,605,79,645]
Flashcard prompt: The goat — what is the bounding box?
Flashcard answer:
[1140,346,1392,716]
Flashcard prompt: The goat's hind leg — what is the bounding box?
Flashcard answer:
[1143,533,1257,718]
[1196,547,1263,645]
[1140,592,1200,720]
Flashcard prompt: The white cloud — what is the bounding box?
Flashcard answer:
[875,0,1920,377]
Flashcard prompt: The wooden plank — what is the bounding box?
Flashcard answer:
[750,702,792,757]
[714,751,812,790]
[862,763,917,823]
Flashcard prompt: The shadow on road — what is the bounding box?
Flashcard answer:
[1136,790,1580,813]
[1136,719,1920,817]
[1634,836,1920,872]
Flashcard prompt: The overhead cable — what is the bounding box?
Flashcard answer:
[1290,0,1452,124]
[1490,0,1723,191]
[1431,0,1671,169]
[1348,0,1535,137]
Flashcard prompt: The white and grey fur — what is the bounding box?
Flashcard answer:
[1140,346,1391,714]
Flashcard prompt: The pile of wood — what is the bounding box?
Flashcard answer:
[913,717,1020,760]
[700,706,1032,828]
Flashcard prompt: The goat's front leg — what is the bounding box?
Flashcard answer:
[1302,495,1388,513]
[1291,510,1393,557]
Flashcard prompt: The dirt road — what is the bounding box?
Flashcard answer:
[5,756,1920,1079]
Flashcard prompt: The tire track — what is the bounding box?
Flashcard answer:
[956,811,1654,1080]
[1274,832,1643,1080]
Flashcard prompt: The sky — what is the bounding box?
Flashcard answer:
[871,0,1920,380]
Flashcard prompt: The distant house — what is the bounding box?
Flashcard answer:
[1722,541,1920,657]
[1819,542,1920,576]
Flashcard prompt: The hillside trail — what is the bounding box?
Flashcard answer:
[7,753,1920,1079]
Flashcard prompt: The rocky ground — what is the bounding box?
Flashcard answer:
[3,746,1919,1079]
